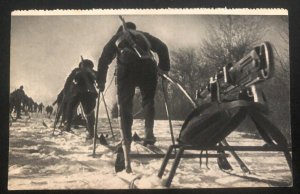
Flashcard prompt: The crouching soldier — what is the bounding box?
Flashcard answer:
[63,58,98,139]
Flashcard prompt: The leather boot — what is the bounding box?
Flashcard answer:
[144,128,156,146]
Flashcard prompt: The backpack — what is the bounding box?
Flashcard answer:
[116,30,154,64]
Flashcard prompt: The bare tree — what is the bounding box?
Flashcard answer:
[166,47,213,119]
[264,16,291,141]
[201,15,265,70]
[171,47,207,93]
[272,16,289,87]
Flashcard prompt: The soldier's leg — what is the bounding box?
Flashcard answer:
[138,65,157,145]
[80,93,97,139]
[118,78,135,149]
[64,95,80,131]
[61,102,68,125]
[16,101,22,119]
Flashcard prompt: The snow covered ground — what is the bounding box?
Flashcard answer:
[8,113,292,190]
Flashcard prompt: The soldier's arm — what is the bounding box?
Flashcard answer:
[144,33,170,71]
[97,35,118,85]
[63,68,78,91]
[52,99,58,106]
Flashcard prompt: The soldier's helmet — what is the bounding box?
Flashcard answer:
[79,59,94,69]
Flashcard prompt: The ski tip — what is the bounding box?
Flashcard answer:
[42,121,48,128]
[132,132,141,142]
[115,148,125,173]
[99,134,108,145]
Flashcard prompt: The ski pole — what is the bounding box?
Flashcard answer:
[114,66,132,173]
[116,95,132,173]
[161,77,176,152]
[92,89,101,158]
[101,92,115,141]
[52,101,63,135]
[79,103,87,121]
[159,73,197,108]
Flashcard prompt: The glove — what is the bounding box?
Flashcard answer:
[157,68,169,76]
[97,82,105,92]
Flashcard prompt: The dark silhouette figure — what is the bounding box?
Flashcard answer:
[33,102,38,112]
[63,59,97,138]
[46,105,54,117]
[97,21,170,149]
[9,86,26,119]
[38,103,44,113]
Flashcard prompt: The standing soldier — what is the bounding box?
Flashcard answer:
[34,102,38,112]
[10,85,26,119]
[38,103,44,113]
[97,20,170,154]
[63,58,98,139]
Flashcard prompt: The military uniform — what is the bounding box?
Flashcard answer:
[63,59,98,138]
[10,86,25,119]
[97,23,170,146]
[38,103,44,113]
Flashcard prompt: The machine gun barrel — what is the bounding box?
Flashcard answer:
[197,42,274,102]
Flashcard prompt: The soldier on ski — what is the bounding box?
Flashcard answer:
[10,85,26,119]
[38,103,44,113]
[97,21,170,152]
[63,58,98,139]
[33,102,38,112]
[46,105,54,117]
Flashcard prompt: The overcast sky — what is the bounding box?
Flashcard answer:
[10,14,287,115]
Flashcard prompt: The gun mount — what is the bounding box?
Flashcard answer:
[157,42,291,188]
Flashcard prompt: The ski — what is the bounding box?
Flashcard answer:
[129,153,228,159]
[133,141,165,155]
[116,171,142,189]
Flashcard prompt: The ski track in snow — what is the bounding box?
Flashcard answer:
[8,113,292,190]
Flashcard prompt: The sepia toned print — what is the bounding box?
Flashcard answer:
[9,9,291,189]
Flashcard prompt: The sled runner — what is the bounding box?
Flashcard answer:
[157,42,292,187]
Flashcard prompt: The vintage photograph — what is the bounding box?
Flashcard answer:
[8,9,292,189]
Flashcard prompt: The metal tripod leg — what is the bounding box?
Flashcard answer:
[161,78,176,153]
[164,147,185,188]
[221,139,251,173]
[158,145,175,178]
[248,110,292,171]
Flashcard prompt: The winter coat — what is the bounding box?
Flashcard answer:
[97,30,170,85]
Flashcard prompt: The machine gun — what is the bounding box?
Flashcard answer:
[157,42,291,188]
[196,42,274,104]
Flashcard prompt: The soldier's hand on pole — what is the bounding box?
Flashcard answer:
[97,82,105,92]
[158,68,169,77]
[96,75,105,92]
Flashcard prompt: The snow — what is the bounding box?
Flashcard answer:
[8,113,292,190]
